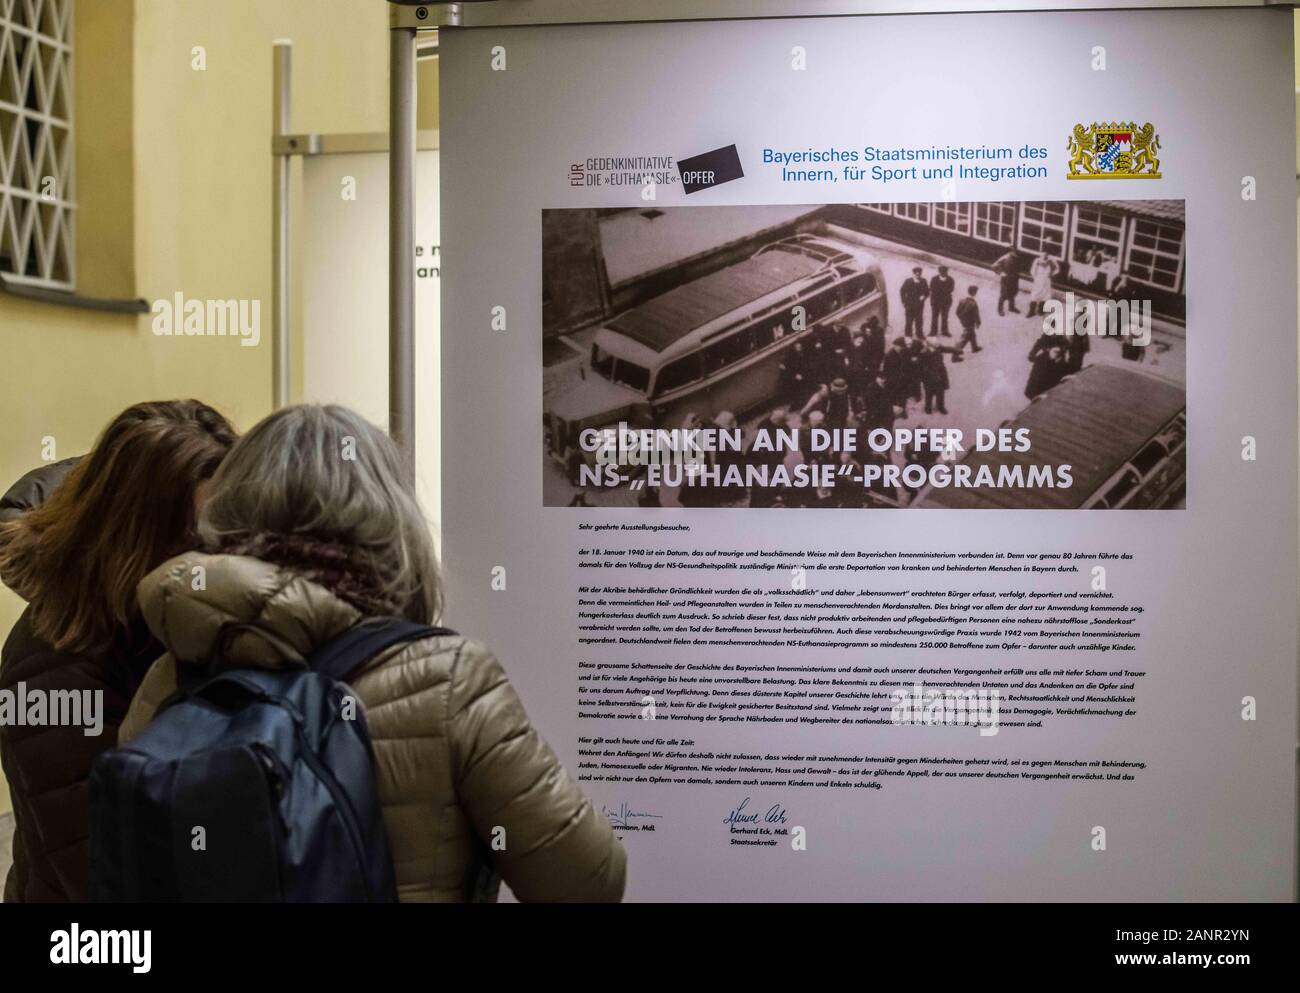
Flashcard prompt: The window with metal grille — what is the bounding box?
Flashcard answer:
[1126,218,1183,290]
[0,0,73,290]
[973,201,1015,244]
[857,203,893,215]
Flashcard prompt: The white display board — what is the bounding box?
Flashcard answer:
[440,8,1297,900]
[302,149,442,528]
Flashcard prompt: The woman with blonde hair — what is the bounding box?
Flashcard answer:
[119,404,626,902]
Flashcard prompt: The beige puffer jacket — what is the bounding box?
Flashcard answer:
[118,552,626,902]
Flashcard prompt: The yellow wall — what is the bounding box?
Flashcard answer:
[0,0,439,814]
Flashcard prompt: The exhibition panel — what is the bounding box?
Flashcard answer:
[439,4,1297,901]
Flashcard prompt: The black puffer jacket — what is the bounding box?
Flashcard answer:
[1,615,158,901]
[0,459,78,527]
[0,458,158,902]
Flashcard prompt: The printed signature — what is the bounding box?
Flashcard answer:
[723,796,788,826]
[601,801,663,829]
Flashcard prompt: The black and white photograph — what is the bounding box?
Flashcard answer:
[542,201,1186,509]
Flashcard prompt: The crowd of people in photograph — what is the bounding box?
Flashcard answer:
[669,257,1050,509]
[569,249,1166,510]
[670,264,983,509]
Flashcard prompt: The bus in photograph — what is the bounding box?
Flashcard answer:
[544,225,889,468]
[913,363,1186,510]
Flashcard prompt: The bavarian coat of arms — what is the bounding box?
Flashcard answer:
[1067,122,1161,179]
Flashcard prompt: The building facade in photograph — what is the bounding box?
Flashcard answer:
[833,199,1186,323]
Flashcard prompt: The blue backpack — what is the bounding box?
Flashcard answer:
[88,619,451,902]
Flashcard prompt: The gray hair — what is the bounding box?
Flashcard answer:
[198,404,441,622]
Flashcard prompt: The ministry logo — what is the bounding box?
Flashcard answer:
[1067,122,1161,179]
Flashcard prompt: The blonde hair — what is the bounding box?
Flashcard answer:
[198,404,442,622]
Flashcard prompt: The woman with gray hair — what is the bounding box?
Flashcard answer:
[117,404,626,902]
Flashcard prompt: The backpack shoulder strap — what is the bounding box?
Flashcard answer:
[309,619,458,683]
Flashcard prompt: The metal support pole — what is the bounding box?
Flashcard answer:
[389,27,418,459]
[271,40,293,409]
